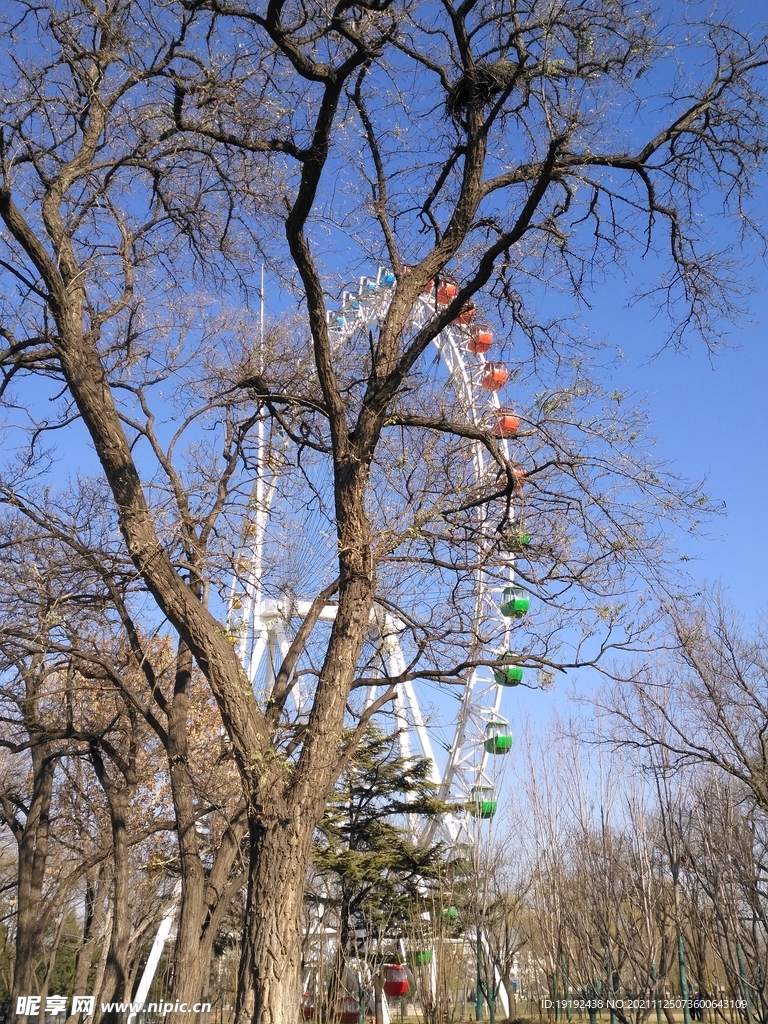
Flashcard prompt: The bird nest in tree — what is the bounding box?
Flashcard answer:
[446,60,516,119]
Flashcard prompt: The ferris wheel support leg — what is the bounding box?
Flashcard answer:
[378,614,440,782]
[376,615,415,779]
[496,964,510,1018]
[264,626,278,696]
[378,619,437,840]
[393,684,412,760]
[376,613,463,848]
[498,979,510,1019]
[268,620,292,700]
[400,676,441,787]
[246,633,267,690]
[364,644,383,714]
[129,880,181,1022]
[476,928,509,1020]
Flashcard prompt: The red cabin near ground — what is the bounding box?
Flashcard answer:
[383,965,409,998]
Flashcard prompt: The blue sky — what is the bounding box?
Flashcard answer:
[589,271,768,623]
[630,310,768,622]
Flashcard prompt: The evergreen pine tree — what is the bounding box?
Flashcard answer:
[312,727,447,958]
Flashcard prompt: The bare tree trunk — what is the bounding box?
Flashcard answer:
[167,645,213,1022]
[11,752,56,1004]
[235,813,314,1024]
[38,911,68,1013]
[90,903,113,1018]
[94,783,132,1024]
[373,975,384,1024]
[167,642,247,1024]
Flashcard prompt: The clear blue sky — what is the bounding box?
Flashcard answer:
[592,279,768,623]
[631,315,768,622]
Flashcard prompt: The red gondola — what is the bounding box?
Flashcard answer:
[383,965,409,998]
[339,997,366,1024]
[435,279,458,304]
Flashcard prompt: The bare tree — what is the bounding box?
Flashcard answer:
[606,599,768,813]
[1,2,767,1021]
[478,834,531,1019]
[682,774,768,1024]
[604,603,768,1024]
[0,506,250,1020]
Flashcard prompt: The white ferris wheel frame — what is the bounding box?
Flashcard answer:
[232,265,520,852]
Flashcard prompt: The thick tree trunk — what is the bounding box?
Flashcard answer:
[373,976,384,1024]
[169,893,210,1022]
[11,752,56,1005]
[167,646,211,1024]
[167,643,246,1024]
[95,787,132,1024]
[235,811,315,1024]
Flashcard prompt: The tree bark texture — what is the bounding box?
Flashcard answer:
[235,811,316,1024]
[95,786,132,1024]
[166,646,213,1023]
[12,752,55,1004]
[65,871,108,1024]
[165,651,246,1024]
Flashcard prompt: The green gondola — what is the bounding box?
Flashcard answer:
[484,720,513,754]
[500,585,530,617]
[408,950,433,966]
[501,530,532,552]
[494,653,524,687]
[470,784,497,818]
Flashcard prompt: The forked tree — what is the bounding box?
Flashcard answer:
[1,1,767,1021]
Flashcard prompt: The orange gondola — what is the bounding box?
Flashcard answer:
[454,301,476,326]
[467,324,493,354]
[482,362,508,391]
[435,279,458,304]
[492,409,519,437]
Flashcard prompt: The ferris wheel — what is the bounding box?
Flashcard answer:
[133,269,532,1013]
[227,265,533,854]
